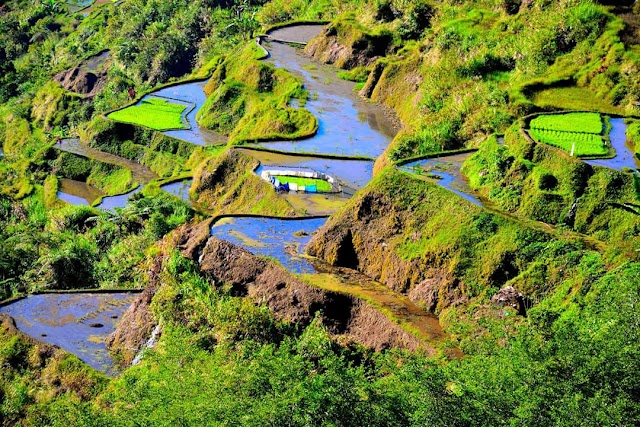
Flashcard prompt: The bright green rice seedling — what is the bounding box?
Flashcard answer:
[530,129,607,156]
[108,97,187,131]
[276,176,333,192]
[530,113,603,134]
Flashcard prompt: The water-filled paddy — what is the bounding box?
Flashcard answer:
[0,292,137,374]
[400,153,482,206]
[150,81,227,146]
[210,217,327,274]
[251,31,397,158]
[96,186,141,210]
[160,179,193,201]
[586,118,639,171]
[57,178,103,206]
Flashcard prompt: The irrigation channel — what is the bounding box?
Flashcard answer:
[9,25,636,372]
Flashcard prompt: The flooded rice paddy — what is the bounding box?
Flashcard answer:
[586,118,639,171]
[57,178,103,206]
[149,81,227,146]
[0,293,138,374]
[400,153,482,206]
[210,217,327,274]
[250,26,397,158]
[160,179,193,201]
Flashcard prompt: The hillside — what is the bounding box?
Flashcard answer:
[0,0,639,425]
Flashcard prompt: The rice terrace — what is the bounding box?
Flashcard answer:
[0,0,639,426]
[528,112,608,156]
[108,96,190,130]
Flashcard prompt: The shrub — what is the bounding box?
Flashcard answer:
[538,173,558,190]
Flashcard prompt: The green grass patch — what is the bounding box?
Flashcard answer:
[530,113,603,134]
[529,129,607,157]
[275,176,332,192]
[108,97,187,131]
[531,86,628,116]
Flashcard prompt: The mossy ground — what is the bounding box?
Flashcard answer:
[462,127,639,254]
[53,152,137,196]
[190,149,298,217]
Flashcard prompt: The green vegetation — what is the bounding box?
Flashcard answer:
[0,188,193,299]
[107,97,187,131]
[529,112,603,134]
[276,176,333,192]
[197,44,317,144]
[54,152,137,196]
[530,86,629,115]
[190,150,299,216]
[462,128,639,250]
[529,128,607,156]
[81,117,203,178]
[296,0,639,162]
[0,0,639,425]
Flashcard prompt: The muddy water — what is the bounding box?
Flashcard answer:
[266,25,327,44]
[83,49,110,72]
[57,138,157,183]
[210,217,327,274]
[57,178,103,206]
[79,0,112,15]
[96,186,142,211]
[150,81,227,146]
[586,118,639,171]
[0,293,137,374]
[55,178,140,210]
[160,179,193,201]
[251,27,397,157]
[67,0,93,13]
[400,153,482,206]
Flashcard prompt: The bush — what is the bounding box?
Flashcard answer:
[538,173,558,190]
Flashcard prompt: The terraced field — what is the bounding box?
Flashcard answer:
[529,113,607,157]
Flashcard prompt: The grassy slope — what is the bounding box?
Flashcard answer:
[80,117,205,178]
[462,127,639,254]
[294,1,639,169]
[190,149,298,217]
[54,151,137,196]
[196,43,317,144]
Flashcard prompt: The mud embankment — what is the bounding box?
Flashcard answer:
[303,21,392,70]
[193,236,422,351]
[55,50,111,97]
[108,220,426,360]
[306,171,478,314]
